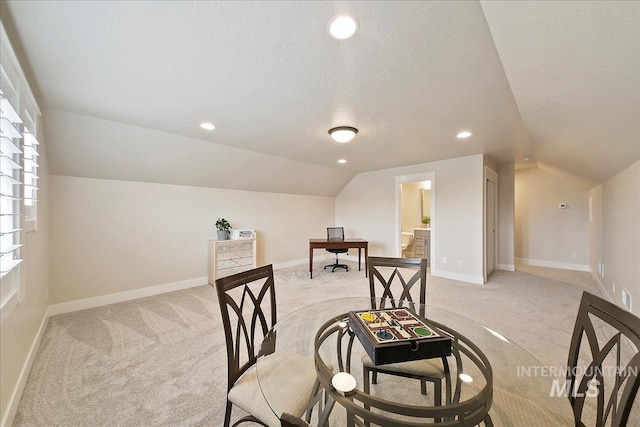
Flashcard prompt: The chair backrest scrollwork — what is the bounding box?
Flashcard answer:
[567,291,640,426]
[215,265,276,392]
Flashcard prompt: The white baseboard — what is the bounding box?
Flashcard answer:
[497,263,515,272]
[272,254,332,270]
[1,306,50,427]
[430,269,485,285]
[516,258,590,272]
[590,271,613,302]
[48,276,208,316]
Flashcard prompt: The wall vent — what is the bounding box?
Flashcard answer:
[622,289,632,312]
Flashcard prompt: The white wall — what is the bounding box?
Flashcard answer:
[336,155,484,284]
[590,161,639,317]
[497,163,515,270]
[401,182,425,232]
[49,176,334,303]
[515,163,592,270]
[1,123,50,426]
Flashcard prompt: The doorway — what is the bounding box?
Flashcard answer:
[395,172,435,265]
[484,167,498,281]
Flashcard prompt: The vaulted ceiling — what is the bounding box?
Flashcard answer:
[3,1,638,196]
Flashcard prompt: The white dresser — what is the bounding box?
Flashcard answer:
[208,238,257,284]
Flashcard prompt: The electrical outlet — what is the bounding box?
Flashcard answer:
[571,252,577,259]
[442,257,448,264]
[458,259,464,266]
[599,263,605,277]
[559,203,567,209]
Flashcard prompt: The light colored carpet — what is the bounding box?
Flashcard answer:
[10,263,628,426]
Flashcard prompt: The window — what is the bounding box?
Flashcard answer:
[0,21,41,322]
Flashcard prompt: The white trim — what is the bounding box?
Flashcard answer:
[272,254,332,270]
[484,166,498,283]
[1,306,49,427]
[590,271,613,303]
[516,258,590,272]
[431,269,485,285]
[0,287,19,324]
[394,171,436,265]
[0,22,41,115]
[48,276,207,316]
[497,263,515,272]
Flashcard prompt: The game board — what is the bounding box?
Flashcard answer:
[348,308,452,365]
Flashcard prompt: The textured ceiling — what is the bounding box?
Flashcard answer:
[3,1,639,192]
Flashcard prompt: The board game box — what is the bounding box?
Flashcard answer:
[348,308,452,365]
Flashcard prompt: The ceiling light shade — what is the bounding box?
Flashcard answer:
[523,156,532,162]
[329,126,358,143]
[457,131,472,139]
[200,122,215,130]
[329,16,358,40]
[338,159,347,164]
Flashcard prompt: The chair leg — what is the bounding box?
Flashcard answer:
[433,379,442,406]
[224,400,233,427]
[372,371,378,384]
[363,367,371,424]
[420,378,427,395]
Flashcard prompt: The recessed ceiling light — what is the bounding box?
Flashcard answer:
[329,16,358,40]
[329,126,358,143]
[457,131,472,139]
[523,156,532,162]
[338,159,347,164]
[200,122,215,130]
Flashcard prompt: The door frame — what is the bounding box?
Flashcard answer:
[394,172,436,261]
[484,166,498,283]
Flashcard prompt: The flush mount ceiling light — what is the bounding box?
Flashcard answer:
[338,159,347,164]
[329,16,358,40]
[329,126,358,143]
[200,122,215,130]
[457,131,472,139]
[523,156,532,162]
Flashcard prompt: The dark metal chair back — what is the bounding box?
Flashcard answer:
[327,226,345,241]
[215,265,276,393]
[567,291,640,426]
[280,413,311,427]
[367,257,427,314]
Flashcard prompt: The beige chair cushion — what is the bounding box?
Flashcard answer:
[228,352,317,427]
[361,353,445,379]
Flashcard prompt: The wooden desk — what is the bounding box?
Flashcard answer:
[309,238,368,279]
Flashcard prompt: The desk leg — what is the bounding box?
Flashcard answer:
[358,248,362,271]
[365,244,368,278]
[309,246,313,279]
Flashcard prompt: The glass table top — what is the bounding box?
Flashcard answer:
[256,298,574,426]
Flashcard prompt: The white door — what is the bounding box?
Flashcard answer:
[486,179,496,276]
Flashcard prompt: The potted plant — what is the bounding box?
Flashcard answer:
[421,216,431,227]
[215,218,232,240]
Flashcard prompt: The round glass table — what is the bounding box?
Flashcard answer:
[257,298,574,426]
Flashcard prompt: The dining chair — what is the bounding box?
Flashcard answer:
[567,291,640,426]
[280,413,311,427]
[363,257,451,406]
[216,265,319,427]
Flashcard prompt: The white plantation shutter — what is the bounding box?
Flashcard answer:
[0,91,23,279]
[23,125,39,210]
[1,21,42,322]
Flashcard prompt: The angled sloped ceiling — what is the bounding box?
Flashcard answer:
[44,109,356,196]
[481,1,640,182]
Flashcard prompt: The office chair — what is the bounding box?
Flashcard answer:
[323,227,349,273]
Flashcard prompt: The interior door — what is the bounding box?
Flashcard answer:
[486,179,496,276]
